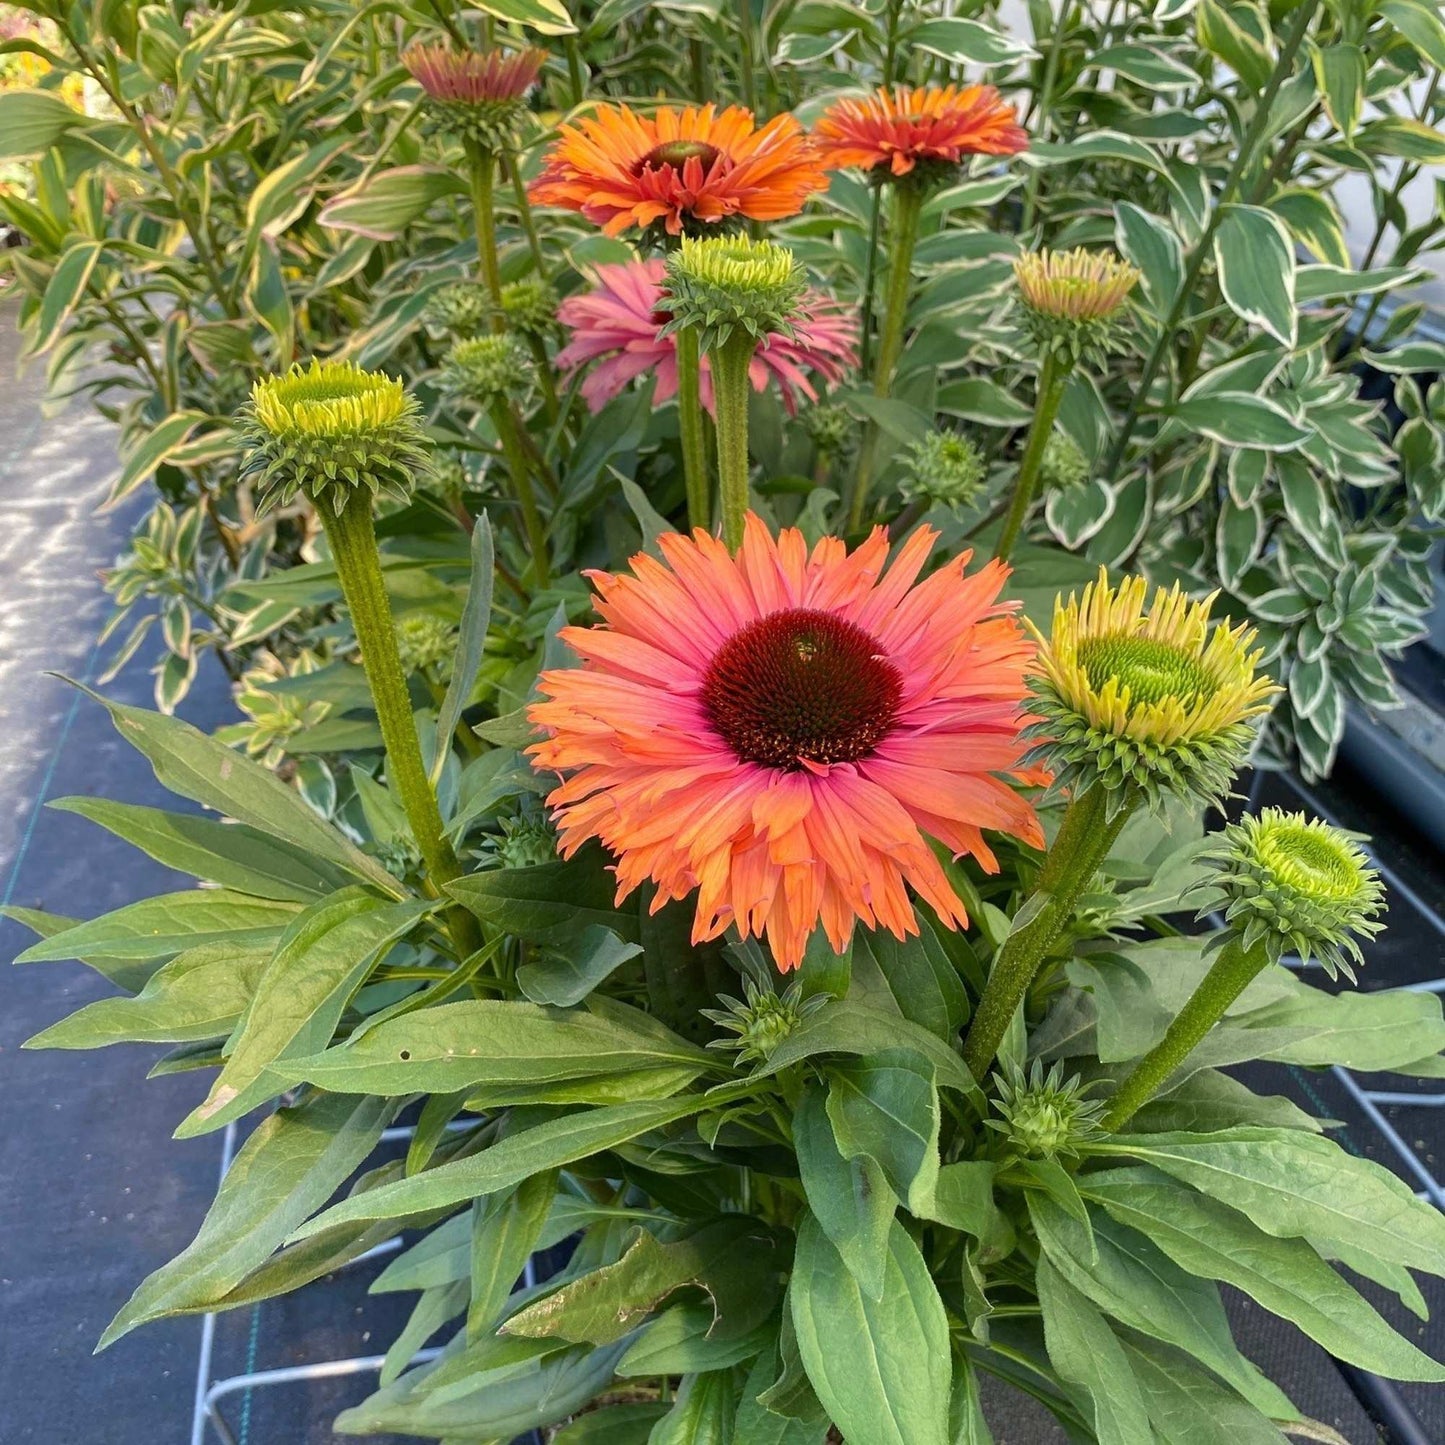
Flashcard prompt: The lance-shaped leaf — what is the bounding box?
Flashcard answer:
[178,889,433,1136]
[430,512,494,787]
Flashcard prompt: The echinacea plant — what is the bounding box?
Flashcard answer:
[10,3,1445,1443]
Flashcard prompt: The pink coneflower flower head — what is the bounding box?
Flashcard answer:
[402,42,545,148]
[527,516,1044,971]
[555,259,857,416]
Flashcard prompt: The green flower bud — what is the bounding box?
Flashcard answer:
[989,1061,1105,1161]
[900,429,987,508]
[425,281,492,339]
[500,278,559,337]
[660,235,806,354]
[1206,809,1385,980]
[701,977,828,1067]
[494,811,558,870]
[1040,431,1090,490]
[1015,248,1139,368]
[440,334,533,406]
[804,402,855,459]
[395,612,457,678]
[240,359,430,518]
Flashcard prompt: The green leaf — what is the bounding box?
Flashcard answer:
[1378,0,1445,66]
[949,1357,993,1445]
[1197,0,1273,90]
[791,1214,951,1445]
[320,165,467,240]
[470,1169,559,1333]
[1098,1128,1445,1275]
[449,849,641,943]
[1356,116,1445,164]
[647,1370,737,1445]
[1027,131,1164,172]
[851,924,968,1039]
[735,1344,830,1445]
[472,0,576,33]
[106,410,209,506]
[24,938,275,1049]
[795,1080,894,1301]
[430,512,493,787]
[77,685,402,896]
[0,89,94,158]
[290,1083,759,1240]
[1172,394,1309,450]
[273,996,708,1097]
[1313,44,1363,138]
[14,889,299,962]
[1115,202,1183,316]
[178,890,432,1136]
[1121,1337,1290,1445]
[1268,188,1349,268]
[50,796,352,901]
[1081,1167,1445,1380]
[756,998,980,1103]
[554,1403,671,1443]
[503,1217,784,1346]
[1214,206,1296,346]
[101,1092,394,1345]
[517,926,644,1007]
[1029,1194,1288,1415]
[1037,1254,1153,1445]
[906,16,1036,64]
[33,237,104,354]
[825,1049,939,1208]
[618,1304,775,1378]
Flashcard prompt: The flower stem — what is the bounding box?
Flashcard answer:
[1103,935,1270,1130]
[962,784,1135,1080]
[710,332,756,551]
[995,349,1071,562]
[504,151,549,280]
[323,497,480,955]
[675,326,711,531]
[847,182,923,532]
[489,400,551,587]
[735,0,757,112]
[464,139,504,312]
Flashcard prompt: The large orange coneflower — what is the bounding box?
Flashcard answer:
[815,84,1028,178]
[528,516,1043,971]
[528,103,827,236]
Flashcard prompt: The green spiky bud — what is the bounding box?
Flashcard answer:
[425,281,492,339]
[1206,809,1385,980]
[701,977,828,1067]
[1040,431,1090,490]
[395,612,457,678]
[494,811,558,870]
[804,402,855,458]
[440,334,533,406]
[500,278,558,337]
[240,359,430,518]
[988,1061,1105,1160]
[660,235,806,354]
[900,429,987,508]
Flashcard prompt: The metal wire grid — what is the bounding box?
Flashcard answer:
[188,771,1445,1445]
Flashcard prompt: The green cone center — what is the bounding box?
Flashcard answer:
[1258,823,1360,899]
[641,140,722,173]
[1077,635,1215,706]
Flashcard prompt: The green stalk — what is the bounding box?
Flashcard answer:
[675,326,711,531]
[735,0,757,111]
[711,332,756,550]
[323,497,480,954]
[1103,935,1270,1129]
[464,139,505,312]
[1098,0,1321,487]
[564,35,586,107]
[994,349,1072,562]
[847,182,923,532]
[489,400,551,587]
[504,151,549,280]
[1020,0,1074,230]
[962,784,1135,1079]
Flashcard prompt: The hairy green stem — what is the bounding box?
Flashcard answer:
[1098,0,1321,487]
[675,326,711,531]
[465,140,505,313]
[504,151,549,281]
[711,333,756,550]
[847,182,923,531]
[963,784,1135,1079]
[1103,935,1270,1129]
[489,400,551,587]
[323,498,479,953]
[995,349,1072,561]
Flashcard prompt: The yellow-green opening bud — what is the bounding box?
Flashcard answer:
[1015,247,1139,367]
[660,234,806,354]
[1207,809,1385,980]
[241,359,429,518]
[1025,569,1281,813]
